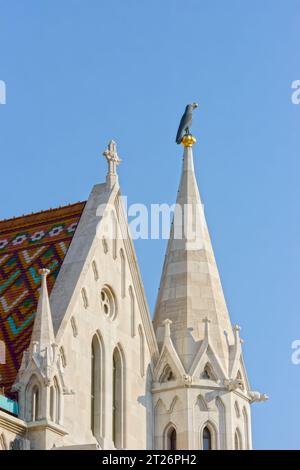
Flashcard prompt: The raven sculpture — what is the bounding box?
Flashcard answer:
[176,103,198,144]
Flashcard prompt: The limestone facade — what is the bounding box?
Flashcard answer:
[0,140,267,450]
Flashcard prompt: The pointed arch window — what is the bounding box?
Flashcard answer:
[129,286,135,337]
[50,377,60,423]
[50,386,55,421]
[81,287,88,309]
[236,370,244,391]
[32,385,39,422]
[234,428,242,450]
[242,407,249,450]
[202,363,216,381]
[138,325,145,377]
[111,212,117,260]
[159,364,175,383]
[203,426,212,450]
[165,425,177,450]
[234,401,240,418]
[92,260,99,281]
[112,346,125,449]
[120,249,126,298]
[91,334,104,439]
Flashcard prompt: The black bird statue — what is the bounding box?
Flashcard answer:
[175,103,198,144]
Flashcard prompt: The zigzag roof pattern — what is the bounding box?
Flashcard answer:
[0,201,86,394]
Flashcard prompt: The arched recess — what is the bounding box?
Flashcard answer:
[146,366,154,450]
[81,287,88,309]
[201,362,217,381]
[138,324,145,377]
[242,407,249,450]
[59,346,67,368]
[196,394,208,412]
[234,400,240,418]
[91,332,105,441]
[236,370,244,391]
[111,211,117,260]
[216,397,226,450]
[200,421,218,450]
[159,364,176,383]
[154,398,167,450]
[234,427,243,450]
[112,344,126,449]
[129,286,135,337]
[92,260,99,281]
[164,423,177,450]
[120,249,126,298]
[50,376,61,424]
[25,375,41,422]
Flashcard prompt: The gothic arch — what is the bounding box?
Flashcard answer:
[234,400,240,418]
[234,427,243,450]
[129,286,135,337]
[120,249,126,298]
[195,394,208,412]
[201,362,217,381]
[215,397,226,449]
[111,211,118,260]
[146,365,154,450]
[242,406,249,450]
[25,374,42,422]
[59,346,67,368]
[81,287,88,309]
[91,332,105,440]
[154,397,167,414]
[163,422,177,450]
[200,421,218,450]
[159,364,176,383]
[112,344,126,449]
[236,370,245,391]
[92,260,99,280]
[138,324,145,377]
[168,395,181,414]
[50,376,61,424]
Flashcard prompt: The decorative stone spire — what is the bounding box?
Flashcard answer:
[103,140,121,189]
[153,140,234,372]
[30,268,55,354]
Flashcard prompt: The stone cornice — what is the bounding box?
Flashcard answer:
[0,410,26,435]
[26,419,68,436]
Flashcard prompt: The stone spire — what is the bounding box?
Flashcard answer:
[30,268,55,354]
[103,140,121,189]
[153,137,234,372]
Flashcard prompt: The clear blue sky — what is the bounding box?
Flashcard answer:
[0,1,299,449]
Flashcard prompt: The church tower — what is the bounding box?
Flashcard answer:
[152,134,267,450]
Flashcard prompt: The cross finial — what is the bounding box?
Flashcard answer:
[103,140,122,189]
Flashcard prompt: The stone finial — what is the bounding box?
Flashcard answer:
[39,268,50,278]
[203,317,211,340]
[233,324,243,345]
[162,319,172,339]
[103,140,122,189]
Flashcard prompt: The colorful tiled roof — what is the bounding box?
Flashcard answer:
[0,202,86,394]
